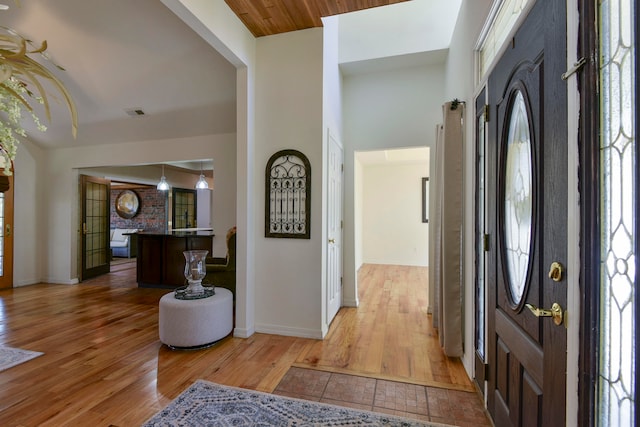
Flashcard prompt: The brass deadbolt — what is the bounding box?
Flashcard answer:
[548,262,563,282]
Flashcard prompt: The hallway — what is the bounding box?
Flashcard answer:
[298,264,472,389]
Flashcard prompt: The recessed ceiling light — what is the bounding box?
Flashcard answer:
[0,4,9,10]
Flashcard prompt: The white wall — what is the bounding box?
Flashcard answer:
[152,0,258,338]
[353,158,364,284]
[253,28,325,338]
[13,141,46,287]
[442,0,498,380]
[338,0,462,64]
[196,190,211,228]
[362,162,428,266]
[343,63,445,308]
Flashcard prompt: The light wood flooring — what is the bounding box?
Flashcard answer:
[0,261,486,426]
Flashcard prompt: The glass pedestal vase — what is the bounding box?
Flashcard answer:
[175,250,215,300]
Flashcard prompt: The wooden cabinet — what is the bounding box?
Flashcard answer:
[137,232,213,288]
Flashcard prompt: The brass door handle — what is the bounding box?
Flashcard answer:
[526,302,564,326]
[328,238,335,244]
[548,261,563,282]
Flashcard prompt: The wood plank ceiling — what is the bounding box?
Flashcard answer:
[224,0,410,37]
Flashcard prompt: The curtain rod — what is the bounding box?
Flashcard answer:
[450,99,466,110]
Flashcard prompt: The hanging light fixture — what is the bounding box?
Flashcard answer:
[195,162,209,190]
[157,164,169,191]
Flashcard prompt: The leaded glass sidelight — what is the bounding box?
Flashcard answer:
[597,0,636,424]
[476,108,487,358]
[503,90,533,306]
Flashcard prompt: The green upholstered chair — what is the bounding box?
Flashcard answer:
[205,227,236,298]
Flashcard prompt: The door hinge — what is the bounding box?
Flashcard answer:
[483,234,490,251]
[341,163,344,172]
[341,220,343,229]
[483,104,490,122]
[483,362,490,379]
[561,57,587,80]
[341,277,343,286]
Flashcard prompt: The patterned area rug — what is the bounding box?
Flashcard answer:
[143,380,450,426]
[0,346,43,372]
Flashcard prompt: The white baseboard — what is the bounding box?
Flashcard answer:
[14,277,78,286]
[233,325,255,339]
[342,298,358,307]
[255,323,323,339]
[43,277,79,285]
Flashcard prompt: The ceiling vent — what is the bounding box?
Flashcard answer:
[125,108,146,117]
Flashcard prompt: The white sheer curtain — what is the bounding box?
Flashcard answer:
[428,101,464,357]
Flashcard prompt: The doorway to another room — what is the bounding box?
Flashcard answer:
[353,147,430,303]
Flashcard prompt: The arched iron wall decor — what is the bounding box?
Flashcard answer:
[265,149,311,239]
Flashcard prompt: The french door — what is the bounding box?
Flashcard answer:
[484,0,568,425]
[81,175,111,280]
[0,173,14,289]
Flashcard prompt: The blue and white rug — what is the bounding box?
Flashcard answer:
[0,346,43,372]
[143,380,448,426]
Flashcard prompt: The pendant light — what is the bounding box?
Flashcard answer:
[157,164,169,191]
[195,162,209,190]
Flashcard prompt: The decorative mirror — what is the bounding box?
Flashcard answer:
[502,89,534,306]
[265,149,311,239]
[115,190,140,219]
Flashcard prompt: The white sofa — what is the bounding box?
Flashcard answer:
[110,228,140,258]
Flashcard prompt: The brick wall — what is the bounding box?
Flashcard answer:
[111,188,167,232]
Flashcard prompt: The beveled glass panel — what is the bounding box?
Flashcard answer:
[479,0,532,78]
[476,112,487,357]
[503,90,533,305]
[597,0,636,424]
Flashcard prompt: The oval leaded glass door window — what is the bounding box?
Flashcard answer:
[503,89,534,306]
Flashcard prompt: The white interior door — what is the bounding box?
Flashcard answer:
[327,131,343,324]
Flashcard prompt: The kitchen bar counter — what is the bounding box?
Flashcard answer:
[137,231,214,288]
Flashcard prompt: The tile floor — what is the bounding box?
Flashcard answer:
[273,367,493,427]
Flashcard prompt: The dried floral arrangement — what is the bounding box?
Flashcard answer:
[0,23,77,175]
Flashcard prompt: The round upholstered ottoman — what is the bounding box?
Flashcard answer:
[159,288,233,349]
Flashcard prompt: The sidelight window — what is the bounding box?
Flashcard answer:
[597,0,636,424]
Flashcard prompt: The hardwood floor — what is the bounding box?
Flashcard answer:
[0,261,481,426]
[296,264,473,391]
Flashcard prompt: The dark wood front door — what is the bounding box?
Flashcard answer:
[486,0,567,425]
